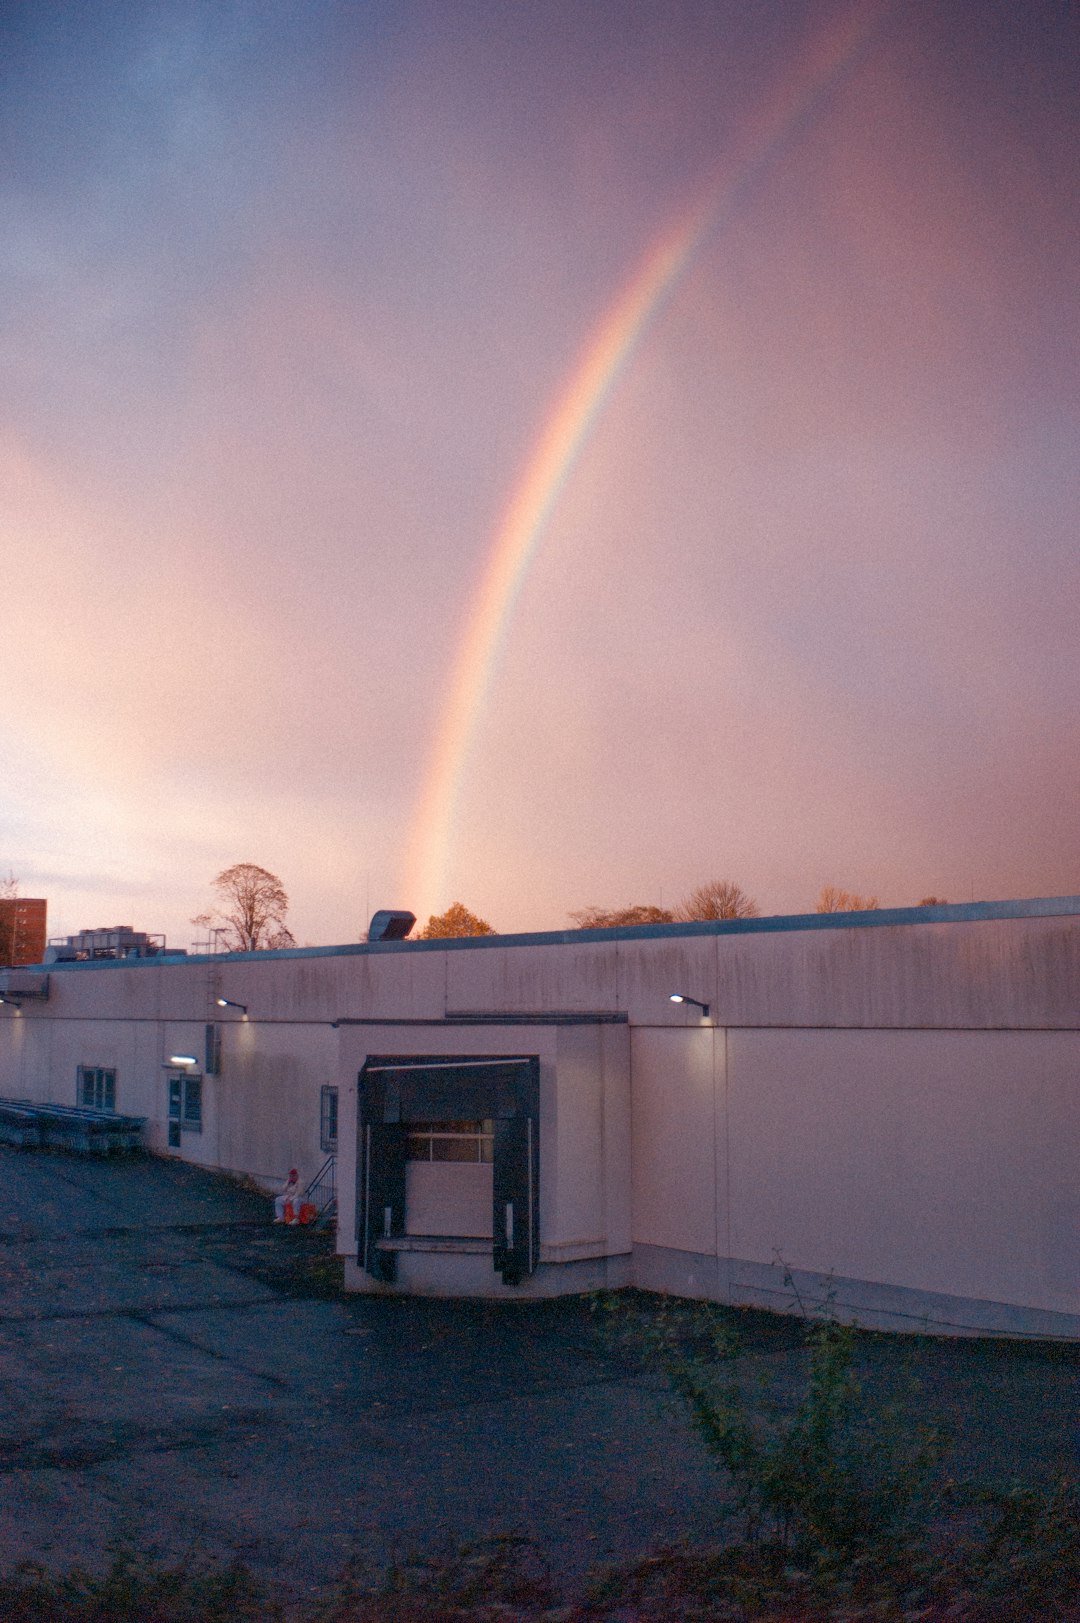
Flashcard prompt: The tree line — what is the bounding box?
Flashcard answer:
[0,860,952,957]
[424,883,952,937]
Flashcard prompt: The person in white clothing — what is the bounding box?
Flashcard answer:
[274,1168,301,1223]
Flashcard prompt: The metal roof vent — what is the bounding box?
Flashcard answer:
[366,910,416,943]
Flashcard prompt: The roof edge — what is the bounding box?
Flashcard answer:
[28,894,1080,971]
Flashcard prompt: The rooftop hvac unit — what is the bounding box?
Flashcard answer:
[367,910,415,943]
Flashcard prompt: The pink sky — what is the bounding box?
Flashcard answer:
[2,0,1078,946]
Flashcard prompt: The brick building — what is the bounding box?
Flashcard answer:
[0,897,47,967]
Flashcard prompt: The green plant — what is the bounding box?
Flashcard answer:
[618,1288,949,1566]
[309,1533,556,1621]
[0,1545,272,1623]
[942,1476,1080,1615]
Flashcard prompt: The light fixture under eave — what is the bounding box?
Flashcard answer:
[669,993,710,1017]
[216,997,247,1013]
[169,1054,198,1067]
[0,994,22,1010]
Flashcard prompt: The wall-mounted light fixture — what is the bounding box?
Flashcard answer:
[0,994,22,1011]
[168,1054,198,1067]
[669,993,710,1017]
[215,997,247,1014]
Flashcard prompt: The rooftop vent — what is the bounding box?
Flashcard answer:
[366,910,415,943]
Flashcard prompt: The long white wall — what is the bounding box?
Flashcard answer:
[630,1024,1080,1335]
[2,903,1078,1333]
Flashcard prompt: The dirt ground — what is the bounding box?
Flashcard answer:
[1,1144,1077,1605]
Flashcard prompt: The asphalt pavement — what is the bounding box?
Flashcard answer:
[1,1144,1077,1604]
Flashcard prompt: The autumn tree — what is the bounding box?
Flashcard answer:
[816,885,880,913]
[193,863,296,951]
[419,902,495,939]
[676,879,759,921]
[570,904,674,929]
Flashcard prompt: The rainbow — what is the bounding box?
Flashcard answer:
[404,2,886,925]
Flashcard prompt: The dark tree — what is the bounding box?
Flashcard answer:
[676,880,759,921]
[193,864,295,951]
[570,904,675,929]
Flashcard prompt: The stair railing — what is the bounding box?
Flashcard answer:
[304,1154,337,1225]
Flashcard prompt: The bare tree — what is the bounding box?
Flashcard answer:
[676,879,759,921]
[418,902,495,939]
[917,896,948,907]
[193,863,295,951]
[0,871,18,965]
[816,885,880,913]
[570,904,674,929]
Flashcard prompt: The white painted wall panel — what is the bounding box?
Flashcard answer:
[631,1027,721,1256]
[600,1023,632,1255]
[218,1021,338,1188]
[727,1028,1080,1315]
[550,1027,607,1246]
[446,941,619,1014]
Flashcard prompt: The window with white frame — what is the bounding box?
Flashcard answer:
[405,1120,494,1163]
[78,1066,116,1112]
[320,1085,338,1152]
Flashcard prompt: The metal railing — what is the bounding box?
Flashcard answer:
[304,1154,337,1226]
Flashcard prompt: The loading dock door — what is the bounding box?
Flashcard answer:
[358,1056,539,1284]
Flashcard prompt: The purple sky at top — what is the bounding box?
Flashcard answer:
[1,0,1078,946]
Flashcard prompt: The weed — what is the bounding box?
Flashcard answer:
[607,1285,949,1566]
[309,1533,557,1621]
[0,1544,273,1623]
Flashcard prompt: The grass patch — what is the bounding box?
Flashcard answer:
[0,1546,272,1623]
[6,1501,1080,1621]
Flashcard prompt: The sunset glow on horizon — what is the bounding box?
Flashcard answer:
[2,0,1078,946]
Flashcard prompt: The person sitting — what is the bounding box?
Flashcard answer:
[274,1168,301,1223]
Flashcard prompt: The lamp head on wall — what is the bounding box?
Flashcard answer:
[669,993,710,1017]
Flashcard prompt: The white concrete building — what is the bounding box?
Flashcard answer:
[2,897,1079,1337]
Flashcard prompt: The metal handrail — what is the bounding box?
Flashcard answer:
[304,1154,337,1223]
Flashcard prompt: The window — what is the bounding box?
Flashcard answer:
[78,1066,116,1112]
[405,1120,494,1164]
[320,1085,338,1152]
[182,1074,202,1130]
[204,1024,221,1075]
[167,1071,202,1142]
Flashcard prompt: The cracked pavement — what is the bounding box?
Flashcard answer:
[1,1144,1078,1600]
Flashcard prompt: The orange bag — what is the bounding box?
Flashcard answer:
[298,1202,317,1225]
[283,1200,295,1224]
